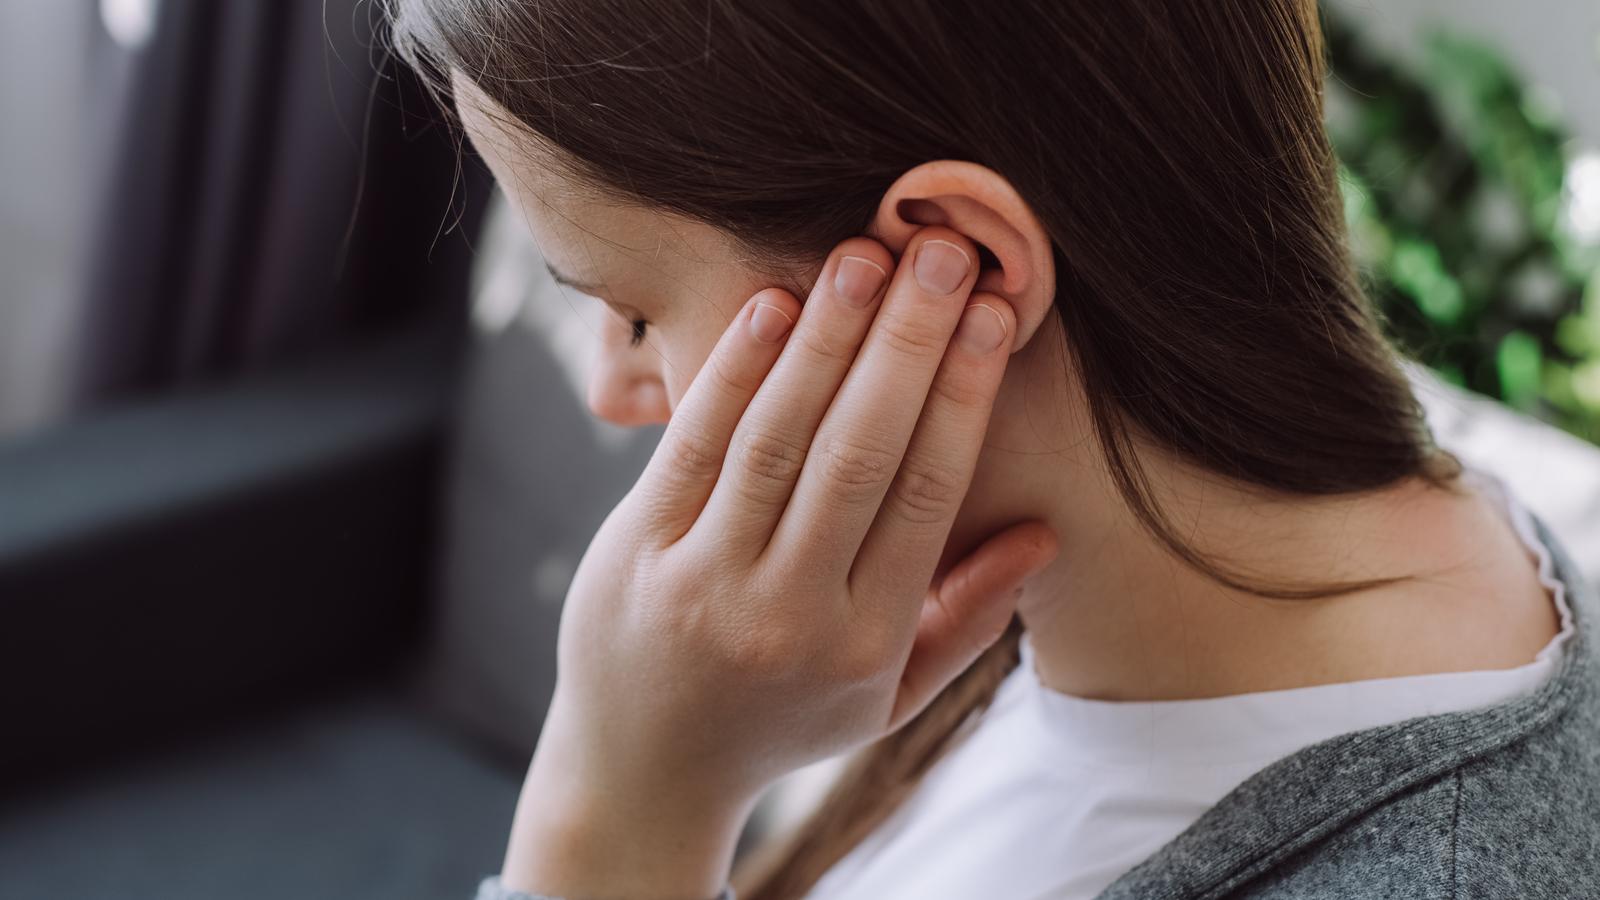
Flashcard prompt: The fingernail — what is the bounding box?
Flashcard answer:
[955,303,1007,354]
[834,256,887,308]
[914,239,971,296]
[750,302,794,343]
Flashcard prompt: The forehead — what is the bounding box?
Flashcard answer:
[451,73,757,296]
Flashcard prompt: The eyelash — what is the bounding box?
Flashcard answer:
[565,285,648,348]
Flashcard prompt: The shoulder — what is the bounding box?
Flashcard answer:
[1449,714,1600,897]
[1099,511,1600,900]
[1230,718,1600,899]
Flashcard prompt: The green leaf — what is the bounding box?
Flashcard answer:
[1391,239,1465,326]
[1496,330,1543,407]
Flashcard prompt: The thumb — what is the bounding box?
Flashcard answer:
[887,520,1059,732]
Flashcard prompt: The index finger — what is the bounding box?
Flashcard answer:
[630,287,800,545]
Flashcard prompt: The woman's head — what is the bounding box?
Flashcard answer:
[391,0,1462,894]
[397,0,1454,593]
[450,98,777,425]
[448,74,1058,430]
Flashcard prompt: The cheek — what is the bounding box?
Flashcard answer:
[663,348,708,414]
[663,312,746,414]
[670,371,693,408]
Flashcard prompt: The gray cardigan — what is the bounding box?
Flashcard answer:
[477,509,1600,899]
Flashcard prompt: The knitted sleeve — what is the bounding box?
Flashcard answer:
[475,875,736,900]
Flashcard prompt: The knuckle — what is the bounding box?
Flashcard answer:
[721,632,793,681]
[709,608,811,681]
[817,435,898,496]
[735,428,809,492]
[927,368,991,412]
[703,347,764,399]
[888,456,965,524]
[873,310,947,360]
[662,428,725,484]
[793,324,856,364]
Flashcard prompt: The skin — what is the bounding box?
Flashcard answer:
[455,74,1561,897]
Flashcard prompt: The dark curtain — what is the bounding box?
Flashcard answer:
[71,0,491,408]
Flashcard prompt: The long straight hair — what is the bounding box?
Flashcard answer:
[387,1,1464,895]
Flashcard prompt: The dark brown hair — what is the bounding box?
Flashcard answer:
[387,1,1463,895]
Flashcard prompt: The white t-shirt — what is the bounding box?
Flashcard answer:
[802,467,1577,900]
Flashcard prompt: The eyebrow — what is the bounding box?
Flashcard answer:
[544,260,607,295]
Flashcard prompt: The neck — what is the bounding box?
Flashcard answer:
[945,319,1519,702]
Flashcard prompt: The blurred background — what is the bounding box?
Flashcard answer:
[0,2,1596,898]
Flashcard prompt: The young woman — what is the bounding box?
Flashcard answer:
[388,1,1600,897]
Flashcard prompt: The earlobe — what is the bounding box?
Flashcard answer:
[867,160,1057,350]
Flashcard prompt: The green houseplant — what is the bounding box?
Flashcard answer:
[1323,13,1600,445]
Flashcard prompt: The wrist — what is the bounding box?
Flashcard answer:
[501,733,757,899]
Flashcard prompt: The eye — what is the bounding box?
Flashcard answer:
[562,284,649,349]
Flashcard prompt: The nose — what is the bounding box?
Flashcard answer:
[587,368,670,427]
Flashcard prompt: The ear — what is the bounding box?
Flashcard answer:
[866,160,1056,351]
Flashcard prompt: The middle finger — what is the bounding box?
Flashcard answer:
[689,236,895,557]
[768,227,979,578]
